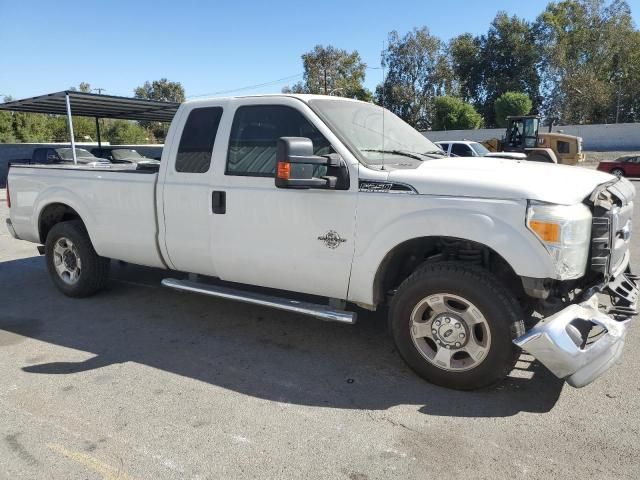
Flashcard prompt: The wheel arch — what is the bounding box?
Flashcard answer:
[371,236,523,307]
[38,203,85,244]
[346,205,555,308]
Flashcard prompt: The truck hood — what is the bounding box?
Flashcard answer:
[387,158,615,205]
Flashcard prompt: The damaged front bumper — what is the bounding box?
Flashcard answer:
[514,272,638,388]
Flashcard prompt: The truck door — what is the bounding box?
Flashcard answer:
[208,99,358,300]
[161,106,225,276]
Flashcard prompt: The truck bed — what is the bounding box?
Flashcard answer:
[8,164,165,269]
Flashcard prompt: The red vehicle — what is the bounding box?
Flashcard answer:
[597,155,640,177]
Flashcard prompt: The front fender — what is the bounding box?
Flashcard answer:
[347,195,554,306]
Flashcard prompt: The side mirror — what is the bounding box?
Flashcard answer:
[275,137,346,189]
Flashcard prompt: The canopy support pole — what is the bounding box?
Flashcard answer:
[64,93,77,165]
[95,117,102,147]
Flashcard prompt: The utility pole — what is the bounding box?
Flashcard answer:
[616,78,621,124]
[323,68,327,95]
[93,88,106,95]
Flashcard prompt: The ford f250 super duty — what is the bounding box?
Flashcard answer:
[5,95,637,390]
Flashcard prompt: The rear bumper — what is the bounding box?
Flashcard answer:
[5,218,19,239]
[514,272,637,388]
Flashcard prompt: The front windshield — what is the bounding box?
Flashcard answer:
[112,149,144,160]
[57,148,96,160]
[308,99,443,166]
[470,142,490,156]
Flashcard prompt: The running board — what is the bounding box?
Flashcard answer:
[161,278,356,324]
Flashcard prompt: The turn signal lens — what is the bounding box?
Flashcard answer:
[277,161,290,180]
[529,220,560,243]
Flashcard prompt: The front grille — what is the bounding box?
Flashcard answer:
[589,179,635,278]
[590,215,611,275]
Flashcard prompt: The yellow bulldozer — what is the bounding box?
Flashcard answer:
[482,116,585,165]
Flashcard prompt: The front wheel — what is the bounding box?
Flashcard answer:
[389,262,524,390]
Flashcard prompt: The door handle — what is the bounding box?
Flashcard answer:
[212,191,226,214]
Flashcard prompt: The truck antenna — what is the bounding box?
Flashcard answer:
[381,39,386,172]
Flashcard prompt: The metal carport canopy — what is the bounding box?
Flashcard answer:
[0,91,179,122]
[0,91,180,164]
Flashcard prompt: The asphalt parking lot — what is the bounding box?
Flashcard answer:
[1,185,639,480]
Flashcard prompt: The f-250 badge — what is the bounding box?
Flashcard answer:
[318,231,347,249]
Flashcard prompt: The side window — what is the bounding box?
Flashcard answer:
[451,144,473,157]
[226,105,332,177]
[175,107,223,173]
[557,140,570,154]
[32,149,45,163]
[47,149,60,162]
[439,143,449,154]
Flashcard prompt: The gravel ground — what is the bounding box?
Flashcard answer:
[0,185,639,480]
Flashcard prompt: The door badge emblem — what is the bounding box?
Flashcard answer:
[318,231,347,249]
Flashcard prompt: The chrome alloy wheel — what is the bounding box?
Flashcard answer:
[53,237,82,285]
[410,293,491,371]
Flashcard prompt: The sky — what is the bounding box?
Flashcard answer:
[1,0,639,101]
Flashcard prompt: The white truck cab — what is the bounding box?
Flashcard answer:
[6,94,638,390]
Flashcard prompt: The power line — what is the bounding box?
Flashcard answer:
[188,73,303,98]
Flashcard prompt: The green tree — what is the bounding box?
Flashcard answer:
[535,0,637,123]
[375,27,450,129]
[49,115,98,142]
[283,45,371,101]
[432,96,482,130]
[134,78,185,103]
[0,97,15,142]
[494,92,533,127]
[481,13,541,124]
[448,34,483,103]
[105,120,149,144]
[11,113,52,142]
[448,13,541,126]
[134,78,185,141]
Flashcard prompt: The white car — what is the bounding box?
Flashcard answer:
[6,94,636,390]
[436,140,527,160]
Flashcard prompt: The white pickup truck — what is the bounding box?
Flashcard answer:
[5,94,638,390]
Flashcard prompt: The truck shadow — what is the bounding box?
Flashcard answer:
[0,256,564,418]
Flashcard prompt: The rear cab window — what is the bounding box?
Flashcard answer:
[175,107,224,173]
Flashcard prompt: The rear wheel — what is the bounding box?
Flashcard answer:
[389,262,524,390]
[45,220,110,297]
[611,168,625,177]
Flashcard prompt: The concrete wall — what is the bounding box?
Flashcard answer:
[0,143,163,187]
[424,122,640,151]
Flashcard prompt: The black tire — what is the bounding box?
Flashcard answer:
[611,168,625,177]
[45,220,110,297]
[389,262,524,390]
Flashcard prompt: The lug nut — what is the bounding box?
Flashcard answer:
[445,318,450,323]
[435,321,441,326]
[432,329,437,335]
[459,333,465,338]
[455,342,461,347]
[455,323,460,328]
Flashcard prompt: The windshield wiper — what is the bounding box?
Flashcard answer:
[422,150,447,156]
[361,149,425,161]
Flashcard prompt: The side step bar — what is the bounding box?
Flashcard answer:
[161,278,356,324]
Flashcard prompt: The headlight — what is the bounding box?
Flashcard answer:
[526,202,592,280]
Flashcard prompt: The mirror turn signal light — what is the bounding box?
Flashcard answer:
[529,220,561,243]
[277,161,290,180]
